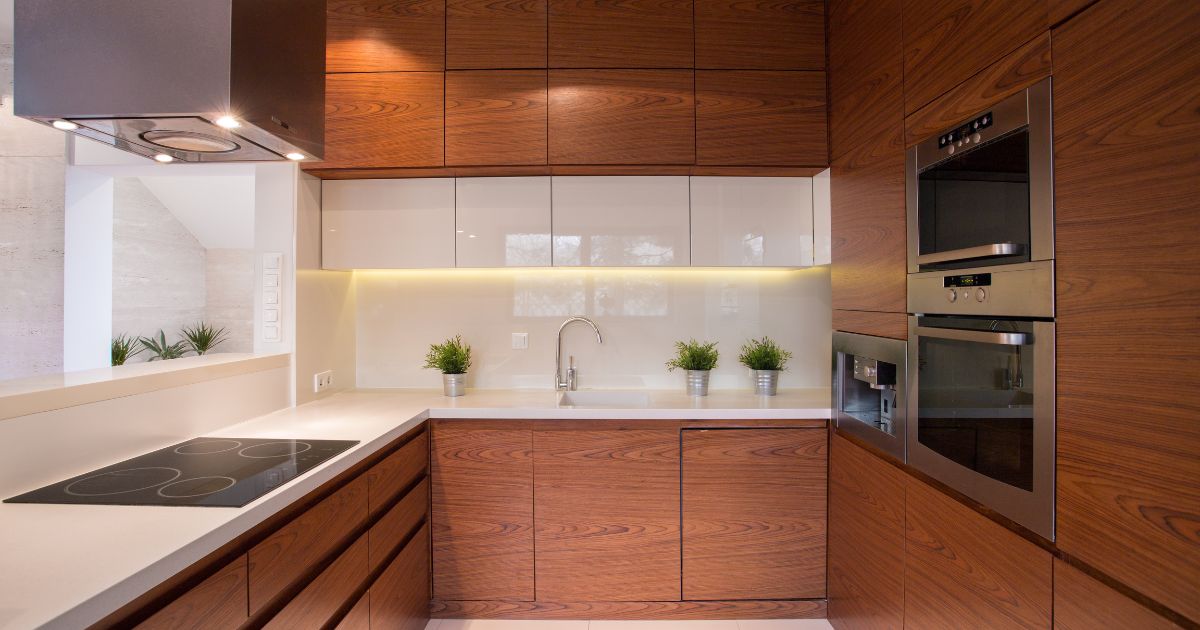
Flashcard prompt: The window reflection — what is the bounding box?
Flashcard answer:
[513,274,585,317]
[504,233,551,267]
[742,232,764,265]
[594,275,668,317]
[590,235,676,266]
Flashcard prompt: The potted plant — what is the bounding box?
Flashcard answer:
[739,336,793,396]
[423,335,472,397]
[666,339,719,396]
[139,330,188,361]
[111,334,142,366]
[181,322,229,355]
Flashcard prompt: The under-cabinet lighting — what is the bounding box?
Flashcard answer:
[214,116,241,129]
[285,152,307,161]
[51,120,78,131]
[154,153,175,163]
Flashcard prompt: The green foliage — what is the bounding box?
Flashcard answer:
[139,330,188,361]
[666,339,719,372]
[181,322,229,355]
[423,335,472,374]
[738,336,792,371]
[111,334,143,366]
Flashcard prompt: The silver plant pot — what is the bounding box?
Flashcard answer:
[753,369,780,396]
[686,370,711,397]
[442,373,466,397]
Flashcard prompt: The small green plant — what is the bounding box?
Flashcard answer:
[139,330,188,361]
[738,336,793,371]
[423,335,472,374]
[111,334,143,366]
[666,339,719,372]
[181,322,229,355]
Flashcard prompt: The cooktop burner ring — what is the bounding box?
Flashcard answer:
[63,467,182,497]
[174,439,243,455]
[156,476,237,499]
[238,441,312,459]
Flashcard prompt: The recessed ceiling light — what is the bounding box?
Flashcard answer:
[285,152,306,161]
[52,120,78,131]
[214,116,240,129]
[154,153,174,163]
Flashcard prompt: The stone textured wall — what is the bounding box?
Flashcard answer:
[205,248,254,354]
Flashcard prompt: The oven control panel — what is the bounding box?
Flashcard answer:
[944,273,991,304]
[908,261,1054,318]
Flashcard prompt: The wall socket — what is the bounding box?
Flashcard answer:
[313,370,334,393]
[512,333,529,349]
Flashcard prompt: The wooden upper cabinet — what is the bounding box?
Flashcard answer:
[447,0,548,69]
[1054,560,1183,630]
[321,72,445,169]
[696,70,827,166]
[446,70,548,166]
[137,556,248,630]
[695,0,825,70]
[827,0,903,159]
[901,0,1047,114]
[1052,0,1200,623]
[548,0,693,68]
[326,0,446,72]
[548,69,694,164]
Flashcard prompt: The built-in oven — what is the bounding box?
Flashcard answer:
[833,332,907,461]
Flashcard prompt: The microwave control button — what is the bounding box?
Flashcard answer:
[946,288,958,303]
[976,288,988,302]
[947,144,955,155]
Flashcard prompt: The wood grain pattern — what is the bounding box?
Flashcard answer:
[1052,1,1200,623]
[827,0,903,159]
[320,72,444,169]
[832,310,908,340]
[263,535,368,630]
[904,475,1053,629]
[534,425,681,601]
[326,0,445,72]
[136,556,248,630]
[365,429,428,518]
[431,420,534,601]
[827,434,904,630]
[548,69,695,164]
[446,70,548,166]
[905,32,1051,146]
[548,0,693,68]
[431,598,827,619]
[1054,560,1183,630]
[369,478,429,573]
[334,592,370,630]
[247,476,368,614]
[1047,0,1096,27]
[695,70,828,166]
[681,428,827,600]
[830,130,907,314]
[447,0,547,69]
[694,0,825,70]
[370,523,431,630]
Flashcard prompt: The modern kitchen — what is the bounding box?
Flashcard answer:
[0,1,1195,629]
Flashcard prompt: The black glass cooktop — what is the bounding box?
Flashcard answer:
[4,438,359,507]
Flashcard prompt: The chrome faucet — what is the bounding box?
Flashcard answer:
[555,316,603,390]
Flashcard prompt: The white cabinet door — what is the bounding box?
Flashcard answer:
[551,176,690,266]
[455,177,552,268]
[690,177,814,267]
[322,179,455,269]
[812,169,831,266]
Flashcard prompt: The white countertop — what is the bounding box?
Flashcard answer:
[0,388,829,630]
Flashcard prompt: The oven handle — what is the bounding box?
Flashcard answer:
[915,242,1023,266]
[915,326,1032,346]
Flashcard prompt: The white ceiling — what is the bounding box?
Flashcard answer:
[138,175,255,250]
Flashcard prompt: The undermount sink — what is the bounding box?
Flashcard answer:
[557,390,652,408]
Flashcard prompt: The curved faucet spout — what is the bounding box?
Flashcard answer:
[556,316,603,390]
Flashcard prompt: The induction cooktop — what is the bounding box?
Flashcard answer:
[4,437,359,507]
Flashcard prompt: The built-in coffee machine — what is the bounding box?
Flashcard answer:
[833,332,907,461]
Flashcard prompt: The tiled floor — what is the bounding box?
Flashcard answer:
[429,620,833,630]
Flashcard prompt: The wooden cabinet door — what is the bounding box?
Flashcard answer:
[1052,1,1200,622]
[263,535,368,630]
[695,70,828,166]
[447,0,547,69]
[365,429,429,518]
[827,0,903,160]
[534,423,681,601]
[370,479,430,574]
[694,0,825,70]
[548,0,694,68]
[681,428,827,600]
[321,72,445,169]
[371,523,431,630]
[431,420,534,601]
[326,0,445,72]
[334,592,370,630]
[446,70,548,166]
[137,556,248,630]
[904,477,1052,628]
[322,179,455,270]
[1054,560,1182,630]
[827,434,905,630]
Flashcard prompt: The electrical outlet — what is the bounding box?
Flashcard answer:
[512,332,529,350]
[313,370,334,393]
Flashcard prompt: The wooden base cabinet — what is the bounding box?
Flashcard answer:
[136,556,249,630]
[371,523,431,630]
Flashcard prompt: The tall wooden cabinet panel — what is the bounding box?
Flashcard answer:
[431,420,535,601]
[547,0,694,68]
[446,70,548,166]
[695,70,828,166]
[326,0,446,72]
[694,0,825,70]
[447,0,548,69]
[534,424,681,601]
[904,477,1052,629]
[1054,560,1182,630]
[827,435,905,630]
[901,0,1047,114]
[827,0,903,159]
[371,523,431,630]
[1052,0,1200,622]
[681,428,827,600]
[136,556,248,630]
[322,72,445,169]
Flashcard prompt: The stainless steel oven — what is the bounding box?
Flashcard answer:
[833,332,907,461]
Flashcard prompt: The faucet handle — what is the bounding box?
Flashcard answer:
[567,356,577,391]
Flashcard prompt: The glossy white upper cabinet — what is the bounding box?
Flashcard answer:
[322,179,455,269]
[455,177,552,268]
[690,177,814,267]
[551,176,690,266]
[812,169,831,266]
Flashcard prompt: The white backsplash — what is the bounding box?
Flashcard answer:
[354,267,832,391]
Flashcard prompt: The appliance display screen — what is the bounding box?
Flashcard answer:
[943,273,992,288]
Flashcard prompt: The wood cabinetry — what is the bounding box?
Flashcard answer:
[335,592,370,630]
[447,0,547,69]
[136,556,248,630]
[371,523,431,630]
[1053,560,1182,630]
[263,536,368,630]
[548,0,693,68]
[695,0,825,70]
[366,429,430,516]
[827,0,902,159]
[326,0,445,72]
[446,70,548,166]
[695,70,827,166]
[681,428,826,600]
[321,72,445,169]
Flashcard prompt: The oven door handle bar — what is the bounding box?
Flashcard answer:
[915,242,1023,266]
[916,327,1032,346]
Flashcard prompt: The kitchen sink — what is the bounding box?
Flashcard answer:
[557,390,652,408]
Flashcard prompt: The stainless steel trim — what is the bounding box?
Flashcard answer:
[833,332,908,462]
[908,260,1054,318]
[915,327,1031,346]
[915,243,1024,266]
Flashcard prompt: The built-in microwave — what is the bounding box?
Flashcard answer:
[833,332,907,461]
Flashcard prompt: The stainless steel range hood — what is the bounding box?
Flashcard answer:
[14,0,325,163]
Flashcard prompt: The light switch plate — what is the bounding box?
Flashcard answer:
[313,370,334,393]
[512,333,529,349]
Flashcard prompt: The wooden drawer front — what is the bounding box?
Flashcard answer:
[137,556,248,630]
[263,534,368,629]
[334,591,370,630]
[682,428,827,600]
[371,477,430,573]
[1054,559,1182,630]
[371,523,431,630]
[248,476,368,614]
[367,430,429,517]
